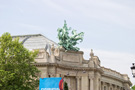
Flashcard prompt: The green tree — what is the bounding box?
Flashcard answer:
[131,85,135,90]
[64,82,68,90]
[0,33,39,90]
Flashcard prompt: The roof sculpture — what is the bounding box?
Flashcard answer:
[57,21,84,51]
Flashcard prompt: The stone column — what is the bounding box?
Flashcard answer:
[108,83,112,90]
[99,79,101,90]
[89,71,94,90]
[100,81,104,90]
[101,82,104,90]
[89,76,94,90]
[114,85,117,90]
[100,81,103,90]
[77,77,81,90]
[94,77,99,90]
[90,78,94,90]
[94,72,101,90]
[81,76,89,90]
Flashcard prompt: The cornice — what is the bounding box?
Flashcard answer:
[101,66,131,84]
[102,73,124,82]
[102,71,132,86]
[33,62,103,73]
[101,66,122,76]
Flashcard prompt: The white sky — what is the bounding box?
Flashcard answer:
[0,0,135,85]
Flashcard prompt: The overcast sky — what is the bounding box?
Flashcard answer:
[0,0,135,84]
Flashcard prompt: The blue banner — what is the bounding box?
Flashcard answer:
[39,77,63,90]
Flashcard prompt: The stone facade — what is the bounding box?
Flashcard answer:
[13,34,132,90]
[34,47,132,90]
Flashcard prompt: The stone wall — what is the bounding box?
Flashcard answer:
[34,47,132,90]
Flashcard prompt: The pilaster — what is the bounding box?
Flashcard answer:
[89,71,94,90]
[89,77,94,90]
[81,76,89,90]
[94,72,101,90]
[101,82,104,90]
[77,76,81,90]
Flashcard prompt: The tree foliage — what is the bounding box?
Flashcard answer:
[64,82,68,90]
[131,85,135,90]
[0,33,39,90]
[57,21,84,51]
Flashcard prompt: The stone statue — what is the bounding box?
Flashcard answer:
[57,20,84,51]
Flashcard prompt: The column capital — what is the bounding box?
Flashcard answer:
[89,75,94,79]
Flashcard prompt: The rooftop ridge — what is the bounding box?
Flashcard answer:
[12,34,58,46]
[12,34,42,37]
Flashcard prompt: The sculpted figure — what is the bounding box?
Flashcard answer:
[57,21,84,51]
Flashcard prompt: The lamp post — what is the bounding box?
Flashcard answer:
[131,63,135,78]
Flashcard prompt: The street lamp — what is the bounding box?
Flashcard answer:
[131,63,135,78]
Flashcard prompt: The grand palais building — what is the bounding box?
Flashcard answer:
[13,34,132,90]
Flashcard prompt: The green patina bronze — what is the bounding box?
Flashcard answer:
[57,21,84,51]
